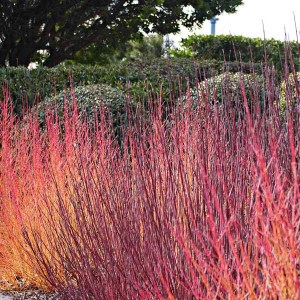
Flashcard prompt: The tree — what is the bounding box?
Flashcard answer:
[0,0,243,67]
[71,34,165,65]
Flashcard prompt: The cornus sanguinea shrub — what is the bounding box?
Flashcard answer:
[0,61,300,299]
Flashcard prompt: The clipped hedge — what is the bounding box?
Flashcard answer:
[0,65,109,113]
[37,83,128,130]
[188,72,266,114]
[279,71,300,113]
[114,58,262,101]
[114,58,222,102]
[173,35,299,74]
[0,57,262,114]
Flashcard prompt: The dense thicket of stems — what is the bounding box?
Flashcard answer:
[0,60,300,299]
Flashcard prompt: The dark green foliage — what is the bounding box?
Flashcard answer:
[0,57,262,114]
[173,35,300,74]
[0,0,243,67]
[37,84,127,129]
[113,58,221,101]
[279,71,300,113]
[188,72,267,116]
[71,34,165,66]
[0,59,205,112]
[112,58,262,103]
[36,83,136,144]
[0,65,109,113]
[198,72,265,101]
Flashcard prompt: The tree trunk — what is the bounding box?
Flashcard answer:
[9,45,37,67]
[0,38,12,67]
[43,53,69,67]
[0,53,7,67]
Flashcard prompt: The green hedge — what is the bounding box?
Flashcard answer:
[39,83,124,118]
[0,65,109,113]
[279,71,300,113]
[0,57,262,114]
[37,84,129,134]
[195,72,266,111]
[172,35,300,74]
[112,58,261,99]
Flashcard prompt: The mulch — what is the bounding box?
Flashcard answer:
[0,291,60,300]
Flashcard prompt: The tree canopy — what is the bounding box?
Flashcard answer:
[70,34,165,66]
[0,0,243,67]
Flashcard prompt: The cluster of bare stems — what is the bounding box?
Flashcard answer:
[0,54,300,299]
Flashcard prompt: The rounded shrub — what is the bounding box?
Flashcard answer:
[279,71,300,113]
[37,83,128,129]
[189,72,266,113]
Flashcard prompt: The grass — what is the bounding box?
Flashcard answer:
[0,57,300,299]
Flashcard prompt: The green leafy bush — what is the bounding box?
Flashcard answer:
[189,72,266,113]
[37,83,127,130]
[91,58,262,104]
[116,57,261,84]
[0,57,262,114]
[172,34,299,74]
[0,65,109,113]
[70,34,165,66]
[279,71,300,113]
[1,59,210,112]
[113,58,222,102]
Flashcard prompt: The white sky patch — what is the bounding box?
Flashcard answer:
[170,0,300,46]
[182,5,195,16]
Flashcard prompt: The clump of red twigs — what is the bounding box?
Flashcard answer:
[1,57,300,299]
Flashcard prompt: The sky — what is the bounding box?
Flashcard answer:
[170,0,300,46]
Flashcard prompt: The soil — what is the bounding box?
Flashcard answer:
[0,291,60,300]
